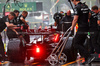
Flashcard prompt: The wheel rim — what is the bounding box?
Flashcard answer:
[59,53,67,64]
[48,54,58,65]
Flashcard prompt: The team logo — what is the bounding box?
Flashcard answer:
[74,9,78,14]
[24,3,28,7]
[7,5,10,9]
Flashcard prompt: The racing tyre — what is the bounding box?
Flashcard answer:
[7,38,26,62]
[63,37,77,62]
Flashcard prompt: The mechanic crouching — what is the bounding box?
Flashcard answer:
[0,12,18,62]
[71,0,95,65]
[89,6,100,54]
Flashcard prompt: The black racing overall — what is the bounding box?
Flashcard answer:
[73,2,90,60]
[7,17,18,39]
[89,11,100,54]
[18,15,30,43]
[0,16,9,61]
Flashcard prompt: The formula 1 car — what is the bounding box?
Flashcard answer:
[7,27,77,64]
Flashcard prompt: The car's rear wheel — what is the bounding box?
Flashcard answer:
[7,38,26,63]
[63,37,77,62]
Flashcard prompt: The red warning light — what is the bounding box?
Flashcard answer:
[99,54,100,58]
[36,47,40,53]
[39,26,42,29]
[45,26,47,29]
[54,34,59,42]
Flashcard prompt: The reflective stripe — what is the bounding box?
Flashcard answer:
[63,22,72,24]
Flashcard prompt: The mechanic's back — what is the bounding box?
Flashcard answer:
[75,2,89,30]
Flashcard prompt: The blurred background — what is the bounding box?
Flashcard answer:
[0,0,99,29]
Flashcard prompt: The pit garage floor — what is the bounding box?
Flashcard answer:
[0,58,100,66]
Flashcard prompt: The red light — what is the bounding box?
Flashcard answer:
[45,26,47,29]
[99,54,100,58]
[54,34,59,42]
[39,26,42,29]
[36,47,40,53]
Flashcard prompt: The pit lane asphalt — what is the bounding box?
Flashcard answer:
[0,58,100,66]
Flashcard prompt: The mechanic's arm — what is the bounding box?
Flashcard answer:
[12,29,19,35]
[98,20,100,25]
[71,15,79,31]
[98,13,100,25]
[20,17,28,24]
[5,22,20,29]
[5,22,16,28]
[5,22,19,35]
[54,22,57,26]
[88,12,91,22]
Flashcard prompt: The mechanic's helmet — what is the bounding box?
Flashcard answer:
[53,12,62,21]
[61,13,64,16]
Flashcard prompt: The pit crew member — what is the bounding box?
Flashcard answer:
[0,12,18,62]
[71,0,95,65]
[89,6,100,54]
[18,11,30,43]
[7,10,20,39]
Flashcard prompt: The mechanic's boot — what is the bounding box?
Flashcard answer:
[86,55,95,64]
[81,55,95,65]
[0,55,5,63]
[80,62,86,65]
[1,60,5,63]
[0,58,5,63]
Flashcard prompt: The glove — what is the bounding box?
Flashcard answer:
[69,30,72,34]
[17,33,23,38]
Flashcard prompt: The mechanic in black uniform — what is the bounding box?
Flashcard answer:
[0,12,18,62]
[89,6,100,54]
[7,10,20,39]
[18,11,30,43]
[12,10,20,25]
[62,10,73,32]
[71,0,95,64]
[54,11,64,31]
[60,11,64,17]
